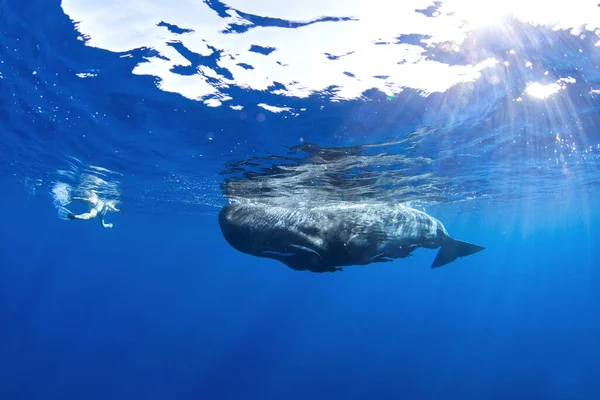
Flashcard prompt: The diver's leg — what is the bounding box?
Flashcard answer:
[71,197,96,207]
[72,209,98,220]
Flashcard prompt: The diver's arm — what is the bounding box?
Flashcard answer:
[106,203,122,213]
[100,216,113,228]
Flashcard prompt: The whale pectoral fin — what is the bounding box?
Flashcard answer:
[387,245,416,259]
[371,254,394,263]
[289,244,323,261]
[432,238,485,268]
[308,266,343,273]
[272,244,325,272]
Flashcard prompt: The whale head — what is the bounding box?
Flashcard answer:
[218,203,327,270]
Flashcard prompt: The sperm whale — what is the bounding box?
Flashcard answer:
[218,202,484,273]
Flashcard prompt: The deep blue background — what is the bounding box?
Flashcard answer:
[1,0,600,399]
[2,182,599,400]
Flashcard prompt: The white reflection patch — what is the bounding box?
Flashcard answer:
[61,0,599,104]
[525,77,576,99]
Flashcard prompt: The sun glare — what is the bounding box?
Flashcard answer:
[440,0,511,27]
[525,82,562,99]
[440,0,550,28]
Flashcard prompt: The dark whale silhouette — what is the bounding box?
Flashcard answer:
[218,202,484,273]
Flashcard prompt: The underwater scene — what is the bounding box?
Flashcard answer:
[1,1,600,399]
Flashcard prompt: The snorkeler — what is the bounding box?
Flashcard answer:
[57,191,122,228]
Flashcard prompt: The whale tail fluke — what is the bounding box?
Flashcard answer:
[432,237,484,268]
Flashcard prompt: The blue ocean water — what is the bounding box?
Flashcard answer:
[1,0,600,399]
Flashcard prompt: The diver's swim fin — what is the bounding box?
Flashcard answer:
[57,206,75,221]
[432,237,484,268]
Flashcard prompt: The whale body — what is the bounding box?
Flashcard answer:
[218,202,484,273]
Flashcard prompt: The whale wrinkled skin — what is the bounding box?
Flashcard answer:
[218,202,484,273]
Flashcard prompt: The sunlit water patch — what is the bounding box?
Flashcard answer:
[2,0,600,215]
[61,0,600,104]
[221,131,600,210]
